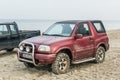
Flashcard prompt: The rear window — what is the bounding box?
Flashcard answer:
[92,22,106,33]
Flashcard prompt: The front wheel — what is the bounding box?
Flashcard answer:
[94,46,105,63]
[24,62,35,68]
[6,48,14,52]
[52,53,70,74]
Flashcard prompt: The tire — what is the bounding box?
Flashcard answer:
[52,53,70,74]
[94,46,105,63]
[7,48,14,52]
[24,62,35,68]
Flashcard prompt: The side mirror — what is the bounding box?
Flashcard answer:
[75,34,83,39]
[41,32,45,36]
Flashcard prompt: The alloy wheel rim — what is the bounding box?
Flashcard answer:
[97,49,104,61]
[58,58,67,71]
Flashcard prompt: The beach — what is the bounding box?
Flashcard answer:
[0,30,120,80]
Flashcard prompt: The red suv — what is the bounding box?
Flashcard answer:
[17,20,109,74]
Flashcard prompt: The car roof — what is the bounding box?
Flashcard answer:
[56,20,102,24]
[0,22,16,25]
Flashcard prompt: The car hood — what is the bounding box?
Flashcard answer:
[23,36,71,45]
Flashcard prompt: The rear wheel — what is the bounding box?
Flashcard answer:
[52,53,70,74]
[24,62,35,68]
[6,48,14,52]
[94,46,105,63]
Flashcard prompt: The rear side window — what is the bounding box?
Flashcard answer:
[9,25,17,34]
[93,22,106,33]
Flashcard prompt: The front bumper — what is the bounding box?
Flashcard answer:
[18,52,56,65]
[35,53,56,64]
[18,41,56,66]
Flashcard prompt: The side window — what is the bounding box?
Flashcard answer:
[77,23,91,36]
[9,25,17,34]
[0,25,9,35]
[93,22,105,33]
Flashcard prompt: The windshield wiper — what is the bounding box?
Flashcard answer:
[43,33,65,37]
[43,33,50,36]
[49,34,64,37]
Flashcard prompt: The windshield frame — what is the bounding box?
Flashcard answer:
[43,23,76,37]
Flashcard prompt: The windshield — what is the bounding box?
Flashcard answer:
[43,23,75,37]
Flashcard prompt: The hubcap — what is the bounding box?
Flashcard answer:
[59,58,67,71]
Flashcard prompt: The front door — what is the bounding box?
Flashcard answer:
[74,23,94,60]
[0,25,10,50]
[9,24,20,47]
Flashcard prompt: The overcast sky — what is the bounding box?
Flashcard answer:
[0,0,120,20]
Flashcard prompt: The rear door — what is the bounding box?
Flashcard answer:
[74,22,94,60]
[0,25,10,50]
[9,24,20,47]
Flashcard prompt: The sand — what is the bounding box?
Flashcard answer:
[0,30,120,80]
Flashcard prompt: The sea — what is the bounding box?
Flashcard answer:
[0,19,120,32]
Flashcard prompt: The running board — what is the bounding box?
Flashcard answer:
[72,58,95,64]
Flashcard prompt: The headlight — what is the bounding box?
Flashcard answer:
[26,46,30,52]
[19,45,24,51]
[38,45,50,52]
